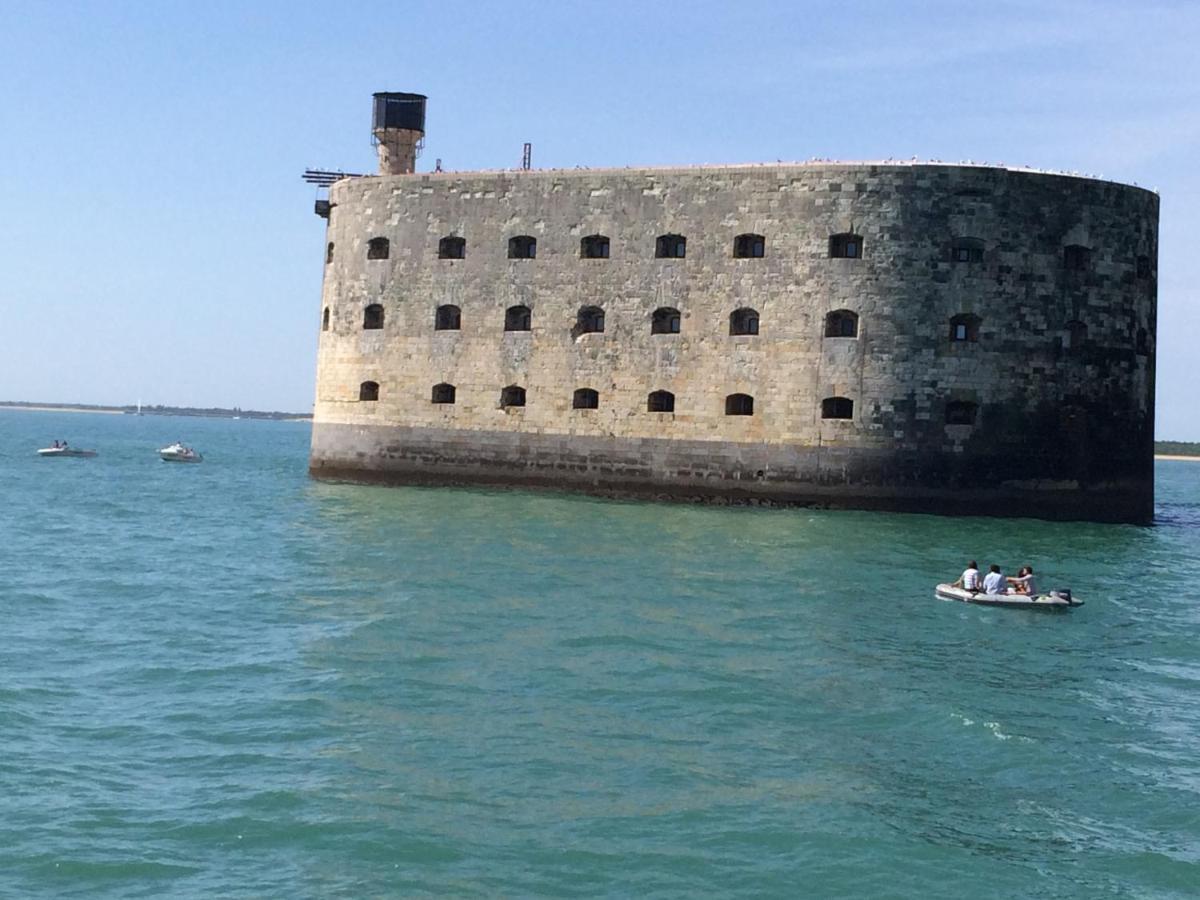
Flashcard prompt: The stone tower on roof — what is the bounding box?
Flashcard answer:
[371,91,427,175]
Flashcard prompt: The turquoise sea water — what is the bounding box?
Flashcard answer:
[2,408,1198,898]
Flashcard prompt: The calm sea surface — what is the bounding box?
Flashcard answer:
[2,409,1198,898]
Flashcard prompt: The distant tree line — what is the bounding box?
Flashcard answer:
[1155,441,1200,457]
[125,404,310,420]
[0,400,310,420]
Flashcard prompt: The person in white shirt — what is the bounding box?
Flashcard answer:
[952,560,981,592]
[1008,566,1037,595]
[982,564,1006,594]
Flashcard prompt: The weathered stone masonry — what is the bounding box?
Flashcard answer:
[309,160,1158,523]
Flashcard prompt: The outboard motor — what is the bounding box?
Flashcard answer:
[1050,588,1073,603]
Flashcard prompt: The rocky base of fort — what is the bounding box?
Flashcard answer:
[310,422,1153,524]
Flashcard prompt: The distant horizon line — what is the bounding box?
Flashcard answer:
[4,401,1194,444]
[0,400,312,420]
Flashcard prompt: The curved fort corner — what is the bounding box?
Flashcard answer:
[308,92,1159,524]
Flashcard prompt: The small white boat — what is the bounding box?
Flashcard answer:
[935,583,1083,609]
[159,442,203,463]
[37,446,97,458]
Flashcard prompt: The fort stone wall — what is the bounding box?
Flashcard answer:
[309,163,1158,522]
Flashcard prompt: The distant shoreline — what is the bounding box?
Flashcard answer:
[0,402,1188,440]
[0,404,124,415]
[0,402,310,421]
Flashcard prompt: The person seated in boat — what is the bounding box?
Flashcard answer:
[952,560,981,592]
[52,440,59,448]
[982,564,1006,594]
[1007,566,1037,595]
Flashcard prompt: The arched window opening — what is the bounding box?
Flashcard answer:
[824,310,859,338]
[435,304,461,331]
[363,304,385,330]
[648,390,675,413]
[1065,320,1087,349]
[431,383,456,404]
[952,237,984,263]
[573,388,600,410]
[1063,244,1090,271]
[821,396,853,420]
[729,308,759,336]
[1136,255,1151,279]
[945,400,978,425]
[359,381,379,402]
[367,237,389,260]
[651,307,681,334]
[725,393,754,416]
[829,233,862,259]
[500,385,526,408]
[734,233,766,258]
[438,236,466,259]
[949,314,981,343]
[576,306,605,335]
[504,304,532,332]
[321,307,330,331]
[656,234,686,258]
[326,242,334,264]
[581,234,610,259]
[508,235,537,259]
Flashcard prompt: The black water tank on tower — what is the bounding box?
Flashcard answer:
[372,92,427,133]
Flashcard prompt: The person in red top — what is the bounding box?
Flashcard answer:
[1008,566,1038,595]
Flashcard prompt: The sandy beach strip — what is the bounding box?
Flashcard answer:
[1155,454,1200,462]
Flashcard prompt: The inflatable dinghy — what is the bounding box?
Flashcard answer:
[935,584,1083,609]
[37,446,97,458]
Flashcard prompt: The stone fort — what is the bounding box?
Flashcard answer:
[308,92,1158,523]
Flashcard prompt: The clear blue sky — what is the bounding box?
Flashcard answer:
[2,0,1196,436]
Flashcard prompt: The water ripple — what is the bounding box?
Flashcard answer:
[1,410,1198,897]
